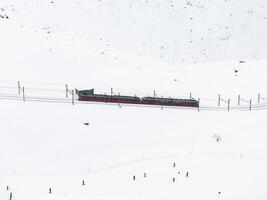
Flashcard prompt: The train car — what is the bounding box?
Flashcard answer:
[141,97,199,107]
[77,89,141,104]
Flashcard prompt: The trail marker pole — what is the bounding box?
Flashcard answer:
[238,95,240,106]
[18,81,21,95]
[190,92,192,100]
[153,90,156,98]
[218,94,220,106]
[249,99,252,111]
[72,90,74,105]
[65,84,68,98]
[258,94,260,103]
[22,87,25,101]
[227,99,230,111]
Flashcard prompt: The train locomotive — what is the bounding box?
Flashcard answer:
[76,89,199,108]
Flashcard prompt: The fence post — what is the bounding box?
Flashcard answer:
[65,84,68,98]
[18,81,21,95]
[258,94,260,103]
[249,99,252,110]
[22,87,25,101]
[198,98,200,112]
[72,90,74,105]
[218,94,220,106]
[238,95,240,106]
[227,99,230,111]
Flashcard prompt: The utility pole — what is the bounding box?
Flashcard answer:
[18,81,21,95]
[72,90,74,105]
[198,98,200,112]
[22,87,25,101]
[65,84,68,98]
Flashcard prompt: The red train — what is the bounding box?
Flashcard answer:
[76,89,199,108]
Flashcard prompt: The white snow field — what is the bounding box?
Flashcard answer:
[1,0,267,200]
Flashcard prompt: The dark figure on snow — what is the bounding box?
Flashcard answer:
[186,172,189,177]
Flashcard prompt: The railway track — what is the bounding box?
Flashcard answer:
[0,92,267,111]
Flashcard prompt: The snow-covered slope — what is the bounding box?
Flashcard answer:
[1,95,267,200]
[0,61,266,199]
[1,0,267,200]
[1,0,267,65]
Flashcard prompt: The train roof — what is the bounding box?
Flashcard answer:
[142,97,198,102]
[77,89,197,102]
[77,89,94,95]
[79,93,140,100]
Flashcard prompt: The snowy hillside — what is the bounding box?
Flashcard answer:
[1,0,267,66]
[1,0,267,200]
